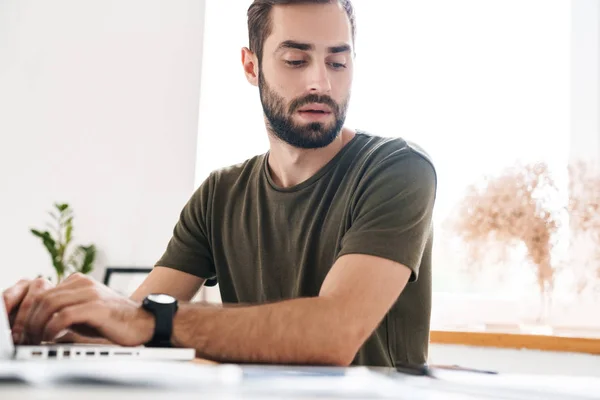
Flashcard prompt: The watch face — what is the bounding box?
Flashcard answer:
[147,293,176,305]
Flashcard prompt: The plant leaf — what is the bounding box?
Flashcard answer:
[55,203,69,212]
[30,229,46,238]
[36,203,96,279]
[44,238,58,258]
[37,235,59,270]
[77,245,96,274]
[60,212,73,226]
[65,223,73,244]
[31,230,58,255]
[53,259,65,276]
[57,242,66,260]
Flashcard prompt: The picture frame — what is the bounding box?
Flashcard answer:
[103,267,152,297]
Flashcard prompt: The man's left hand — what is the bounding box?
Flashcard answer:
[23,273,154,346]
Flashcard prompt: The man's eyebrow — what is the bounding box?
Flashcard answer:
[275,41,352,54]
[277,40,313,52]
[328,44,351,54]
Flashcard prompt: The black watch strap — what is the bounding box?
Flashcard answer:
[142,294,178,348]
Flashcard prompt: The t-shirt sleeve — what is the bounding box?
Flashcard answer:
[338,151,437,282]
[154,175,216,280]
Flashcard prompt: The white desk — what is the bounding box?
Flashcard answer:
[1,362,599,400]
[0,385,487,400]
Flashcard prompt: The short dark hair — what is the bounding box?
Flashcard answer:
[247,0,356,64]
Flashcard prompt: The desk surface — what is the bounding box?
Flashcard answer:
[1,361,599,400]
[0,385,484,400]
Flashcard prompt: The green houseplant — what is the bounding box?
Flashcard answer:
[31,203,97,283]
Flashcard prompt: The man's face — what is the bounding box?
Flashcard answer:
[258,2,354,149]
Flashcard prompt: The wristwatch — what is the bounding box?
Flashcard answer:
[141,293,178,347]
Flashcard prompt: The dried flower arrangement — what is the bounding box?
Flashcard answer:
[448,162,562,318]
[568,161,600,295]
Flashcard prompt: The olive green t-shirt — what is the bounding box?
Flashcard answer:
[156,132,437,367]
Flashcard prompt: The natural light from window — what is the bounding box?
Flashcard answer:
[195,0,599,338]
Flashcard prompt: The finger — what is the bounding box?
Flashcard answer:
[25,287,100,345]
[54,329,114,345]
[69,324,103,339]
[53,329,72,343]
[26,272,98,326]
[25,286,94,343]
[42,302,109,344]
[9,309,17,327]
[2,279,31,316]
[11,278,53,344]
[59,272,95,288]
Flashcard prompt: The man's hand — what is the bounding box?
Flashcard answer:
[22,273,155,346]
[53,329,115,345]
[2,277,54,344]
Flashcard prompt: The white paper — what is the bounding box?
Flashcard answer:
[0,360,242,389]
[403,369,600,400]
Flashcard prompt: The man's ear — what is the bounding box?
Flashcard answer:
[241,47,259,87]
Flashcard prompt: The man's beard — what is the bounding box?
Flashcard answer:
[258,71,349,149]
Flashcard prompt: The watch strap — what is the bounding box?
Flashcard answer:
[142,296,178,348]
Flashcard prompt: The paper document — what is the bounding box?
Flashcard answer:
[0,360,242,389]
[401,369,600,400]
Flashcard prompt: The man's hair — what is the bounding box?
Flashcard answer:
[247,0,355,64]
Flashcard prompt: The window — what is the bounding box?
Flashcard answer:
[195,0,599,339]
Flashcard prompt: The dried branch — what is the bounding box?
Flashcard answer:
[568,161,600,293]
[448,162,561,297]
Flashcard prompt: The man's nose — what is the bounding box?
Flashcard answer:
[307,63,332,94]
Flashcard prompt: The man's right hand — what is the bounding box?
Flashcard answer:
[2,277,54,344]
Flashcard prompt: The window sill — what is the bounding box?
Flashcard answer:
[430,330,600,355]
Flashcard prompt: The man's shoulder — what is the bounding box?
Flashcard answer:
[206,153,266,188]
[352,132,438,210]
[355,131,435,170]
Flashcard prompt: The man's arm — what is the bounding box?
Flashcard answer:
[130,267,205,302]
[171,253,411,366]
[24,254,410,365]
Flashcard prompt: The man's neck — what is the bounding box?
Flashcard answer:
[267,127,356,188]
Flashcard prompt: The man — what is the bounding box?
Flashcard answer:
[2,0,436,367]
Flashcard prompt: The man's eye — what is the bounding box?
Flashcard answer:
[285,60,305,67]
[329,62,347,70]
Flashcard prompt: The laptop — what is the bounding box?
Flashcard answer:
[0,296,195,361]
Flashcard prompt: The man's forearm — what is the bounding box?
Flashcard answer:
[171,297,360,365]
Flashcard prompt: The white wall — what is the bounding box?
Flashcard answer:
[0,0,206,288]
